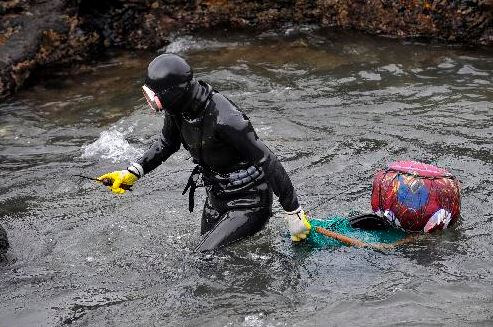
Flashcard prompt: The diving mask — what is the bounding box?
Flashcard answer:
[142,85,163,112]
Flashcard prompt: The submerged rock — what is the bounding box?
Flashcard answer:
[0,0,491,99]
[0,224,8,255]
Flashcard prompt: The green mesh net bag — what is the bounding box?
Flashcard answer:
[307,216,407,248]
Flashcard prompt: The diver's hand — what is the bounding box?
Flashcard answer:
[285,207,311,242]
[97,163,143,194]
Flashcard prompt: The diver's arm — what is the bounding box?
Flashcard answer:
[136,114,181,175]
[218,110,299,212]
[97,114,181,194]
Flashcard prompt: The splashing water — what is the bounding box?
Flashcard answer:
[82,129,144,163]
[163,35,241,54]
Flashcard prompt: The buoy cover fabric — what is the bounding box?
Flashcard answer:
[371,161,461,232]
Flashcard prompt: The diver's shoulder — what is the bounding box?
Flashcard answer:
[208,92,249,128]
[210,91,242,114]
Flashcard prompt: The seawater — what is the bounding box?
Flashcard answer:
[0,29,492,326]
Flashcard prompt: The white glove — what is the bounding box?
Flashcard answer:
[285,207,311,242]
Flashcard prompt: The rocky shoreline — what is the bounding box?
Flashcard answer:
[1,0,492,99]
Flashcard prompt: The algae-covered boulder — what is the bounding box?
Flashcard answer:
[0,0,100,99]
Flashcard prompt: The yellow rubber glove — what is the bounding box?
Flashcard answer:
[285,207,311,242]
[97,170,139,194]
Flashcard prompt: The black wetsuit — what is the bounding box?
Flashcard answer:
[137,80,299,251]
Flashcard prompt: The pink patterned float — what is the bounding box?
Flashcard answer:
[371,161,461,233]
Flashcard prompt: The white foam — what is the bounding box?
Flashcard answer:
[358,71,382,81]
[164,36,196,53]
[162,35,239,54]
[82,129,144,163]
[437,58,456,69]
[457,64,489,76]
[379,64,406,75]
[242,313,266,327]
[337,77,357,84]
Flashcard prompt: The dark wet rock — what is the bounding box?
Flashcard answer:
[319,0,493,44]
[0,0,491,99]
[0,224,8,255]
[0,0,100,99]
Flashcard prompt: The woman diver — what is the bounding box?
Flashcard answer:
[98,54,311,251]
